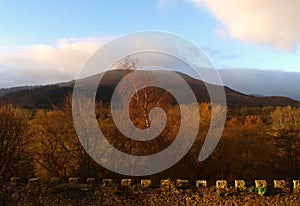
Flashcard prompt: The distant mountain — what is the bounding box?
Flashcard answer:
[1,69,300,109]
[219,69,300,101]
[0,85,38,97]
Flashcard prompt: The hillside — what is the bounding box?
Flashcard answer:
[0,85,38,97]
[1,69,300,109]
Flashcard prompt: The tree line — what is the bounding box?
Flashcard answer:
[1,95,300,182]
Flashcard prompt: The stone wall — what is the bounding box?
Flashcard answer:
[2,176,300,192]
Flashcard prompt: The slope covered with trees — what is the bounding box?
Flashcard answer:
[1,63,300,182]
[1,69,300,109]
[1,95,300,182]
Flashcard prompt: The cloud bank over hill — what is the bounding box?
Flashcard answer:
[190,0,300,50]
[0,33,218,88]
[0,37,111,88]
[219,69,300,101]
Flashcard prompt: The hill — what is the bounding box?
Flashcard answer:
[1,69,300,109]
[0,85,38,97]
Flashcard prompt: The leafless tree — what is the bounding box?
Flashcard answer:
[0,103,33,179]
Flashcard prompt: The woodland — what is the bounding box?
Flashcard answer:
[1,91,300,183]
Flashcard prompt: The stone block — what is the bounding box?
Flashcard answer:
[86,177,96,184]
[293,180,300,192]
[176,179,189,188]
[121,179,132,187]
[68,177,81,184]
[235,180,245,190]
[196,180,207,188]
[102,179,113,187]
[141,179,152,188]
[255,180,267,188]
[161,179,172,187]
[274,180,286,189]
[216,180,227,189]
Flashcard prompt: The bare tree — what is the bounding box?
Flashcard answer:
[30,108,77,178]
[117,56,173,129]
[0,103,33,179]
[270,106,300,178]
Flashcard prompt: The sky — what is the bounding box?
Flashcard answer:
[0,0,300,88]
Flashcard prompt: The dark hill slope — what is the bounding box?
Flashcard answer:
[1,69,300,109]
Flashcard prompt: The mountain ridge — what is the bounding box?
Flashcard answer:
[1,69,300,109]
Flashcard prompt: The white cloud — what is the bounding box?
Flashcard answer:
[190,0,300,50]
[0,32,206,88]
[0,37,112,88]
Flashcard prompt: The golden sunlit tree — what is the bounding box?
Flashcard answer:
[0,103,33,179]
[30,108,78,179]
[270,106,300,179]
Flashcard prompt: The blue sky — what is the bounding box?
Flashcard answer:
[0,0,300,88]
